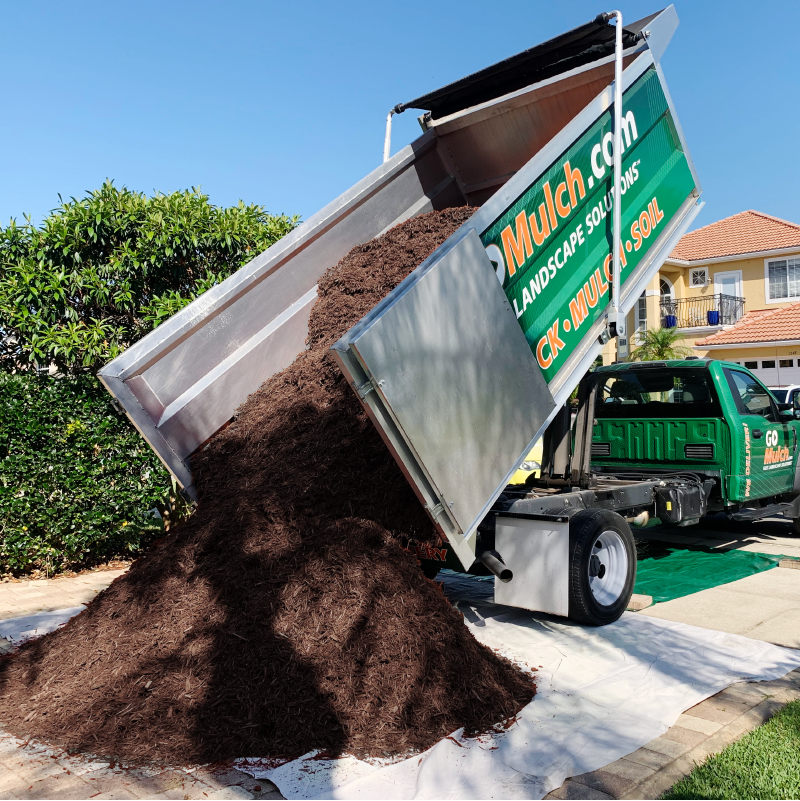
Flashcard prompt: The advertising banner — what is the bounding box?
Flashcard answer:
[480,67,696,383]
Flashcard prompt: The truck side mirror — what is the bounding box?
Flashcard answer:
[794,392,800,418]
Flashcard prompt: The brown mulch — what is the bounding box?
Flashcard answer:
[0,208,535,764]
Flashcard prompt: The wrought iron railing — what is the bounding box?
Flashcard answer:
[660,293,744,329]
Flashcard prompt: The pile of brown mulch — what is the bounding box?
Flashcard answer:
[0,208,535,764]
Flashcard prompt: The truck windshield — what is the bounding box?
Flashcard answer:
[594,368,721,419]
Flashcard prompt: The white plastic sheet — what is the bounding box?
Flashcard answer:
[237,588,800,800]
[2,585,797,799]
[0,606,85,646]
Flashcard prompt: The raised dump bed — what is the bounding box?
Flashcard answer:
[99,6,699,502]
[101,6,711,625]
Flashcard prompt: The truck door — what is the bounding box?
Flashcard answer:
[723,368,795,499]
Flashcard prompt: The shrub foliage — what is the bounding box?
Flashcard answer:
[0,181,299,373]
[0,372,170,574]
[0,182,299,572]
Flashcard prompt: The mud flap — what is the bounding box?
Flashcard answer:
[493,512,570,616]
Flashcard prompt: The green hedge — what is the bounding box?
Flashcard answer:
[0,373,170,574]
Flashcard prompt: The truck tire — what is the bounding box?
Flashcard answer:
[568,509,636,626]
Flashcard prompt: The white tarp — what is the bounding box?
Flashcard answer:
[1,579,798,799]
[237,580,800,800]
[0,606,85,646]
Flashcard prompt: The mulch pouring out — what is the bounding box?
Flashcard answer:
[0,207,535,764]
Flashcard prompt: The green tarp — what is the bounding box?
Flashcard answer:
[634,539,786,604]
[440,540,790,609]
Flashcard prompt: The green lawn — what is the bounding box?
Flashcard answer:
[663,699,800,800]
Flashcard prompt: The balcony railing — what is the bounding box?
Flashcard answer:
[660,294,745,329]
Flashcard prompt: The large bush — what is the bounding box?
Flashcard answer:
[0,373,171,574]
[0,183,299,573]
[0,181,299,373]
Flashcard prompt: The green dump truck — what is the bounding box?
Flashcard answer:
[103,7,750,627]
[591,359,800,515]
[416,358,800,626]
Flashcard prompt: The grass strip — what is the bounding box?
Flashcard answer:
[663,698,800,800]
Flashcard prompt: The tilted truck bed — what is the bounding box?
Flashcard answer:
[332,7,703,568]
[99,6,701,533]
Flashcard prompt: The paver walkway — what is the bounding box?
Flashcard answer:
[546,666,800,800]
[0,733,282,800]
[0,570,129,622]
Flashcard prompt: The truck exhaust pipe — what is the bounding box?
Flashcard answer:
[481,550,513,583]
[626,510,650,528]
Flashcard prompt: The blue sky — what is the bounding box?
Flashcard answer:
[2,1,798,231]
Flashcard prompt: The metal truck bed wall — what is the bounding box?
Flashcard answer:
[332,7,704,569]
[99,6,690,502]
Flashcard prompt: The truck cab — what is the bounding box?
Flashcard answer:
[417,358,800,627]
[590,359,800,517]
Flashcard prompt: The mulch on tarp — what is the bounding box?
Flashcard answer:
[0,207,535,764]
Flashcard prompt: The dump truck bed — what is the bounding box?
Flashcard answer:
[99,6,699,509]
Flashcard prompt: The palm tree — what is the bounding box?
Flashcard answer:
[629,326,692,362]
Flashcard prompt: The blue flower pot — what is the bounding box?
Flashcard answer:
[665,314,678,328]
[707,310,720,326]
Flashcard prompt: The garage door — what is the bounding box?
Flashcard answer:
[729,357,800,388]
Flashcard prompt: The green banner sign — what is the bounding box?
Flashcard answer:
[480,67,696,382]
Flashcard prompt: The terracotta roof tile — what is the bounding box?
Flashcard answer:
[696,301,800,346]
[669,210,800,261]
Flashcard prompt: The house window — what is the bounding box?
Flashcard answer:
[767,257,800,301]
[635,293,647,342]
[690,268,708,287]
[780,359,794,368]
[660,277,675,326]
[762,360,776,369]
[744,361,758,369]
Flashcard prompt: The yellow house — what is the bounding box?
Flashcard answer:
[605,210,800,388]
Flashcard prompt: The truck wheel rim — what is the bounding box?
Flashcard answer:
[589,529,628,607]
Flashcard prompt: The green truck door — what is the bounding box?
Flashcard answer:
[724,368,795,500]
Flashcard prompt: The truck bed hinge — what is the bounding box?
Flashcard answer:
[355,379,375,400]
[354,377,385,400]
[425,502,445,518]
